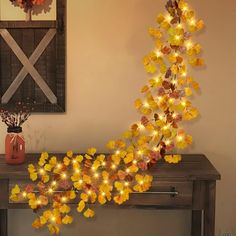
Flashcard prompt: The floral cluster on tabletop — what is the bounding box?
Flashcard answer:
[10,0,204,234]
[0,102,31,165]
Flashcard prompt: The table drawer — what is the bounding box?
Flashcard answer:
[9,180,192,208]
[126,181,193,207]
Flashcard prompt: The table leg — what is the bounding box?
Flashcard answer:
[204,181,216,236]
[0,209,7,236]
[192,210,202,236]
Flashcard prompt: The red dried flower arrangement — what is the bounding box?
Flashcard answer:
[10,0,46,11]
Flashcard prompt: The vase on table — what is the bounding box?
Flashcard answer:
[5,126,25,165]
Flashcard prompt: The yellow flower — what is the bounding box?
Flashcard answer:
[133,175,153,192]
[44,164,52,172]
[47,224,59,235]
[124,153,134,164]
[164,155,182,164]
[62,215,73,224]
[75,155,84,162]
[66,150,73,158]
[63,156,71,166]
[77,200,85,213]
[106,140,116,150]
[87,147,96,156]
[59,204,71,214]
[32,218,42,229]
[80,193,89,202]
[83,208,95,218]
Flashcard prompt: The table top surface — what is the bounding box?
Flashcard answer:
[0,153,221,181]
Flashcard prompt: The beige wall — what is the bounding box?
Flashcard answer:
[1,0,236,235]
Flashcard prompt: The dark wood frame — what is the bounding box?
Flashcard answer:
[0,0,66,113]
[0,154,220,236]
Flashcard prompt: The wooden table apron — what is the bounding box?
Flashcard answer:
[0,154,220,236]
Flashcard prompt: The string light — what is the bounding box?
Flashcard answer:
[79,179,83,184]
[111,164,117,170]
[177,135,184,141]
[87,190,92,195]
[22,192,27,198]
[48,188,53,194]
[153,130,158,136]
[137,150,143,155]
[181,72,187,77]
[51,216,56,222]
[139,124,145,130]
[101,192,106,196]
[120,190,124,195]
[61,173,67,179]
[61,196,67,202]
[132,160,137,165]
[72,159,77,164]
[144,102,149,108]
[126,168,130,173]
[75,169,80,173]
[165,140,171,145]
[52,181,57,186]
[153,147,159,152]
[185,41,193,49]
[175,35,181,40]
[172,113,177,118]
[124,182,129,187]
[181,101,186,107]
[166,15,172,23]
[37,200,41,205]
[39,168,45,175]
[103,179,108,184]
[57,164,62,169]
[139,180,144,185]
[94,173,99,178]
[155,50,162,57]
[177,23,182,29]
[190,19,196,26]
[115,150,120,155]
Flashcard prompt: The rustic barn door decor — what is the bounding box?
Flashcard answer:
[0,0,66,112]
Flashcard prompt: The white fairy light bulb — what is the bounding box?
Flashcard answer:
[57,164,62,169]
[39,168,45,175]
[72,159,77,164]
[115,150,120,155]
[139,124,145,130]
[102,161,106,167]
[177,135,184,141]
[94,173,99,178]
[37,200,41,205]
[181,101,187,107]
[185,41,193,49]
[75,169,80,173]
[165,140,171,145]
[124,182,129,187]
[61,173,67,179]
[61,197,67,202]
[132,160,137,165]
[153,130,158,136]
[182,72,187,77]
[22,192,27,198]
[153,147,158,152]
[103,179,108,184]
[120,190,124,195]
[177,23,182,29]
[111,164,117,170]
[87,190,92,196]
[166,15,172,23]
[155,50,162,57]
[101,192,106,196]
[51,216,56,222]
[190,19,196,26]
[139,180,144,185]
[126,168,130,173]
[52,181,57,186]
[79,179,83,184]
[48,188,53,194]
[144,102,149,108]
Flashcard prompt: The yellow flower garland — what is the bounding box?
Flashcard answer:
[10,0,204,234]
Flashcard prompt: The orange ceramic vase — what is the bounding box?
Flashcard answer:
[5,127,25,165]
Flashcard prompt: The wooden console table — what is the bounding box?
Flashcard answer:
[0,154,220,236]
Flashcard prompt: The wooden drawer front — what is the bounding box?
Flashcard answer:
[126,181,193,207]
[9,180,192,208]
